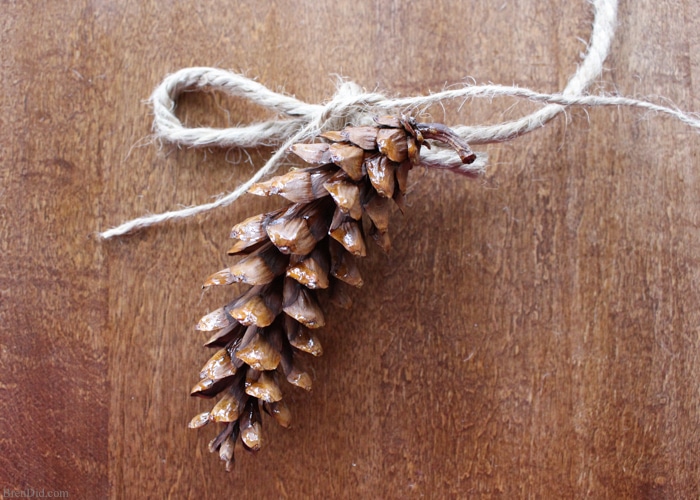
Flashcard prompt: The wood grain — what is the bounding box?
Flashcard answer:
[2,1,700,497]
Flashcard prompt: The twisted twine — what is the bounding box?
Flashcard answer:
[100,0,700,239]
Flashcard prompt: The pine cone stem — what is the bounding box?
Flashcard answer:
[414,121,477,164]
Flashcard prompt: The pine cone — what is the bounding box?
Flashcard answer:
[189,115,476,470]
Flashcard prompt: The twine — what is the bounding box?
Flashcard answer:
[100,0,700,239]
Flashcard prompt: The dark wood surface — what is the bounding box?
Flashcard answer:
[3,1,700,497]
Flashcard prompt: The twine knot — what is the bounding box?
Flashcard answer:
[319,80,366,124]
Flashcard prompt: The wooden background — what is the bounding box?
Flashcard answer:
[3,0,700,497]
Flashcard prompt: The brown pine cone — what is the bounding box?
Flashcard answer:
[189,115,475,470]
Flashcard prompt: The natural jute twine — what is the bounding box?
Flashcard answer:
[100,0,700,239]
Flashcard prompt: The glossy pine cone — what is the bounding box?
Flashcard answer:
[189,115,476,470]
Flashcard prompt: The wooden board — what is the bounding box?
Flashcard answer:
[2,1,699,497]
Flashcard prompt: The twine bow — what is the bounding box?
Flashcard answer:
[100,0,700,239]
